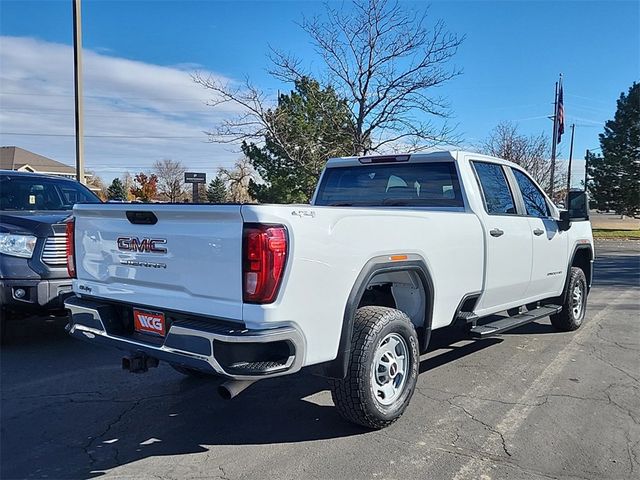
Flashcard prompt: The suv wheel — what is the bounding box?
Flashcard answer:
[329,306,419,429]
[550,267,587,331]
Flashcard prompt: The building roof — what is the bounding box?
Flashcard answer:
[0,146,76,175]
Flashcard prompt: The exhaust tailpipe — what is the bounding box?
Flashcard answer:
[218,379,256,400]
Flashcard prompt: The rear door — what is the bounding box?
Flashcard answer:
[73,203,244,320]
[510,168,568,298]
[471,161,533,311]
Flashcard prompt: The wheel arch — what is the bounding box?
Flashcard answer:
[318,255,434,379]
[557,244,594,305]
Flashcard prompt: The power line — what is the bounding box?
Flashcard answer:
[0,132,207,139]
[0,91,209,102]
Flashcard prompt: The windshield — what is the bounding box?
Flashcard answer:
[314,162,464,207]
[0,175,101,211]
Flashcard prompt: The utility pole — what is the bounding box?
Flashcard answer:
[72,0,85,184]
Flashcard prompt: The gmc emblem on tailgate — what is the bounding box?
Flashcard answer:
[117,237,167,253]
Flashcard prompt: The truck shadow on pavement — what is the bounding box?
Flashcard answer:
[1,321,501,479]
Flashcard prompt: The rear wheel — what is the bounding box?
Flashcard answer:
[550,267,587,331]
[329,306,420,429]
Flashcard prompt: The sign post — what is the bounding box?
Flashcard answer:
[184,172,206,203]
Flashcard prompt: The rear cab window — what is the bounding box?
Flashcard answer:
[314,162,464,208]
[471,161,517,215]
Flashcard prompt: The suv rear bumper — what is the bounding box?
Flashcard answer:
[0,278,72,312]
[65,296,306,380]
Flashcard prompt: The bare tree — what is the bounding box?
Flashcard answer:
[218,158,256,203]
[480,122,566,195]
[194,0,463,154]
[271,0,463,152]
[121,172,136,201]
[84,170,107,200]
[153,159,186,202]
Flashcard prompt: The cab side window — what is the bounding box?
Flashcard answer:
[472,161,516,215]
[512,169,550,217]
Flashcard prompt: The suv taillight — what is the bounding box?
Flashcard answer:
[66,218,76,278]
[243,224,288,304]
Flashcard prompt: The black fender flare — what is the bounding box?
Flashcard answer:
[558,244,594,304]
[320,257,434,379]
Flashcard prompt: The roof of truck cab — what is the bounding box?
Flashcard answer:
[326,150,523,170]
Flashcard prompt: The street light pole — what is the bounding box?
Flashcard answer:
[72,0,85,184]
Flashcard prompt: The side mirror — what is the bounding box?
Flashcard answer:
[558,210,571,231]
[557,191,590,232]
[568,190,589,221]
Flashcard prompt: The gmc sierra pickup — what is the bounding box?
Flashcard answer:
[65,151,593,429]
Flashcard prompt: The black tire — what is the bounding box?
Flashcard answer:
[170,364,212,378]
[550,267,588,331]
[329,306,420,429]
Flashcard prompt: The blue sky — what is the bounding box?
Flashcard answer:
[1,0,638,184]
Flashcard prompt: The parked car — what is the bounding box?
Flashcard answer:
[64,151,593,428]
[0,170,100,328]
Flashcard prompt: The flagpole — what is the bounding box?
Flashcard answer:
[566,123,575,207]
[549,79,559,198]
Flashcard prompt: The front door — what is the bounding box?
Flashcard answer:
[510,168,568,298]
[472,161,533,312]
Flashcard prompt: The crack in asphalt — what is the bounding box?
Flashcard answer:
[435,444,593,480]
[80,391,199,468]
[594,323,640,352]
[449,400,512,457]
[82,400,141,467]
[217,464,231,480]
[576,339,640,384]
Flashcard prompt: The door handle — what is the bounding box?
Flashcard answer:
[489,228,504,237]
[533,228,544,236]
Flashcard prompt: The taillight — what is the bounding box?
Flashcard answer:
[66,218,76,278]
[243,224,288,304]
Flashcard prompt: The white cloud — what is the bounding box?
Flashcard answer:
[0,36,246,182]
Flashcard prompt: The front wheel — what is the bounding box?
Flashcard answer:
[329,306,420,429]
[550,267,588,331]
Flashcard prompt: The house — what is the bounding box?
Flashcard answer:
[0,146,77,178]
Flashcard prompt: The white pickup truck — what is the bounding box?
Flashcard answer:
[65,151,593,429]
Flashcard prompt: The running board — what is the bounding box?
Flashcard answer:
[469,305,562,338]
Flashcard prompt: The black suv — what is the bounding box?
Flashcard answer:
[0,171,100,323]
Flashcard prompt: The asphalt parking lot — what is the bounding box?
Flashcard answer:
[1,241,638,480]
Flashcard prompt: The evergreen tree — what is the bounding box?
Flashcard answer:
[106,178,127,201]
[243,77,354,203]
[206,176,228,203]
[587,82,640,216]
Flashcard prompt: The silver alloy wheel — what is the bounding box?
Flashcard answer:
[371,332,409,406]
[572,283,585,319]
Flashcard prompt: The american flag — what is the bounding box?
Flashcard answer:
[557,81,565,144]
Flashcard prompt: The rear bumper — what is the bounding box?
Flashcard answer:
[0,278,72,312]
[65,296,306,380]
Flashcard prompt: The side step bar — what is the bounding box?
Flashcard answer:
[469,305,562,338]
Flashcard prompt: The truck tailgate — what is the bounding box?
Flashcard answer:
[72,203,244,321]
